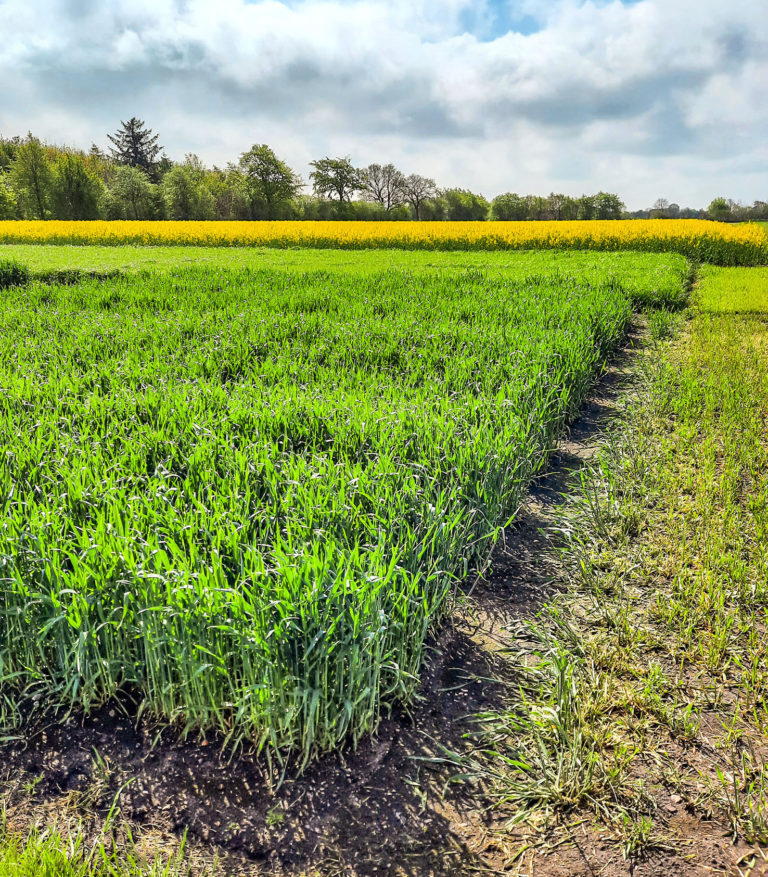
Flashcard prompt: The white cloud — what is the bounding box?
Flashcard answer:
[0,0,766,208]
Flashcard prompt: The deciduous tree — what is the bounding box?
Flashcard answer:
[51,152,103,219]
[10,134,52,219]
[239,144,302,218]
[547,192,580,221]
[442,188,489,221]
[360,163,405,211]
[0,172,17,218]
[109,165,157,219]
[491,192,528,221]
[593,191,624,220]
[162,157,215,220]
[309,156,361,202]
[401,173,437,220]
[707,197,732,221]
[577,195,596,220]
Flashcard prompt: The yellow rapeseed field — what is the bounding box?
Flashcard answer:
[0,219,765,264]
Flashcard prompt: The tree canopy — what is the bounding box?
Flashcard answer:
[51,152,103,219]
[239,144,303,218]
[309,157,361,202]
[10,134,52,219]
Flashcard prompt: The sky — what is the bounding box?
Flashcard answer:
[1,0,766,210]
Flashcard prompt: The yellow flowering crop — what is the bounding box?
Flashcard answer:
[0,219,764,265]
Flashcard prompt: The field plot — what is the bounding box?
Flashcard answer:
[0,255,682,763]
[0,242,687,277]
[0,245,691,308]
[0,218,765,264]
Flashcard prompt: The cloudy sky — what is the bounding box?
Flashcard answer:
[1,0,766,209]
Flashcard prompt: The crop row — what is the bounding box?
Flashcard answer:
[0,219,765,265]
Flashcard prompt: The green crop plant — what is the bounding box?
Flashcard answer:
[0,260,683,765]
[0,244,688,309]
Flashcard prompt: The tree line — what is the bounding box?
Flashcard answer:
[631,197,768,223]
[0,119,763,223]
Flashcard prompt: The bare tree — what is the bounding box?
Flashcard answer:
[360,163,405,211]
[401,173,437,220]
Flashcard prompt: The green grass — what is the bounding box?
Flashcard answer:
[0,812,196,877]
[0,245,692,310]
[1,256,686,764]
[462,265,768,858]
[0,244,668,275]
[698,264,768,312]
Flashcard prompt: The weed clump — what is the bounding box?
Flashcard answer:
[0,259,31,288]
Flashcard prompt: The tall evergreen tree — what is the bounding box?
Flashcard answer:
[107,118,163,177]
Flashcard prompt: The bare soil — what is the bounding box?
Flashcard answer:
[2,323,763,875]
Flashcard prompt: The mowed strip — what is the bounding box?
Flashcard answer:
[0,262,664,763]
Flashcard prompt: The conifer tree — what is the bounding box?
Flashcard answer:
[107,118,163,177]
